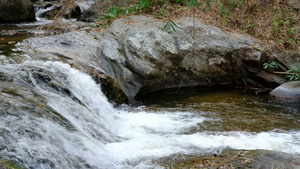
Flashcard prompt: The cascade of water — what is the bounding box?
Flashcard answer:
[0,61,300,169]
[25,61,119,141]
[0,61,121,168]
[35,4,60,21]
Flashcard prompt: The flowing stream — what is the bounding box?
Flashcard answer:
[1,19,300,168]
[0,55,300,168]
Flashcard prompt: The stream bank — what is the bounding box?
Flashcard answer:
[0,1,300,168]
[18,15,294,102]
[157,149,300,169]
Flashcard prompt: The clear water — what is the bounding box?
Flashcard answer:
[0,60,299,169]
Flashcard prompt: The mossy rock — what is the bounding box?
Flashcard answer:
[84,67,128,105]
[44,7,61,20]
[0,160,25,169]
[97,73,128,104]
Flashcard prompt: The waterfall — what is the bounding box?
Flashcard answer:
[0,61,121,168]
[0,61,300,169]
[35,4,60,21]
[34,0,94,21]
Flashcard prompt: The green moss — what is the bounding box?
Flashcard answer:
[100,76,128,104]
[245,149,258,156]
[0,44,15,56]
[0,160,25,169]
[45,8,61,20]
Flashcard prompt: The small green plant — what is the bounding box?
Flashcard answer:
[285,63,300,81]
[103,6,122,20]
[124,4,141,15]
[153,5,169,18]
[174,0,185,5]
[227,0,245,9]
[153,9,167,18]
[219,4,229,17]
[286,73,300,81]
[241,15,258,34]
[286,27,296,36]
[203,0,213,12]
[161,19,178,33]
[188,0,200,8]
[212,0,248,24]
[92,4,142,28]
[263,61,278,69]
[272,17,280,34]
[271,12,298,48]
[139,0,150,9]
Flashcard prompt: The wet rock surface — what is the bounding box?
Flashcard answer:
[156,149,300,169]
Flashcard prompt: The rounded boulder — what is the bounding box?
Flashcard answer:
[0,0,36,23]
[270,81,300,101]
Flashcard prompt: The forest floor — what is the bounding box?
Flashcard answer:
[93,0,300,52]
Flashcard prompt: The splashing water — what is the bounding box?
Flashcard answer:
[0,61,300,169]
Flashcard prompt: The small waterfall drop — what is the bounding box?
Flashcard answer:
[35,4,61,21]
[26,61,119,141]
[0,61,300,169]
[0,61,121,168]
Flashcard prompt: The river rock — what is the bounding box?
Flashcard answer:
[157,149,300,169]
[270,81,300,101]
[19,15,286,101]
[0,0,36,23]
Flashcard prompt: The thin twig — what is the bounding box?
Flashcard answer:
[273,71,298,75]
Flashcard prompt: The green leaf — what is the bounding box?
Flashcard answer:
[263,61,278,69]
[169,19,178,27]
[170,23,176,32]
[161,19,178,33]
[162,23,169,32]
[140,0,149,9]
[263,63,268,69]
[188,0,200,8]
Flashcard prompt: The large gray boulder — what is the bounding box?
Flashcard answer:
[270,81,300,101]
[19,16,282,100]
[0,0,36,23]
[104,16,265,97]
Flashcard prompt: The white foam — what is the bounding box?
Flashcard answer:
[1,61,300,169]
[105,126,300,162]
